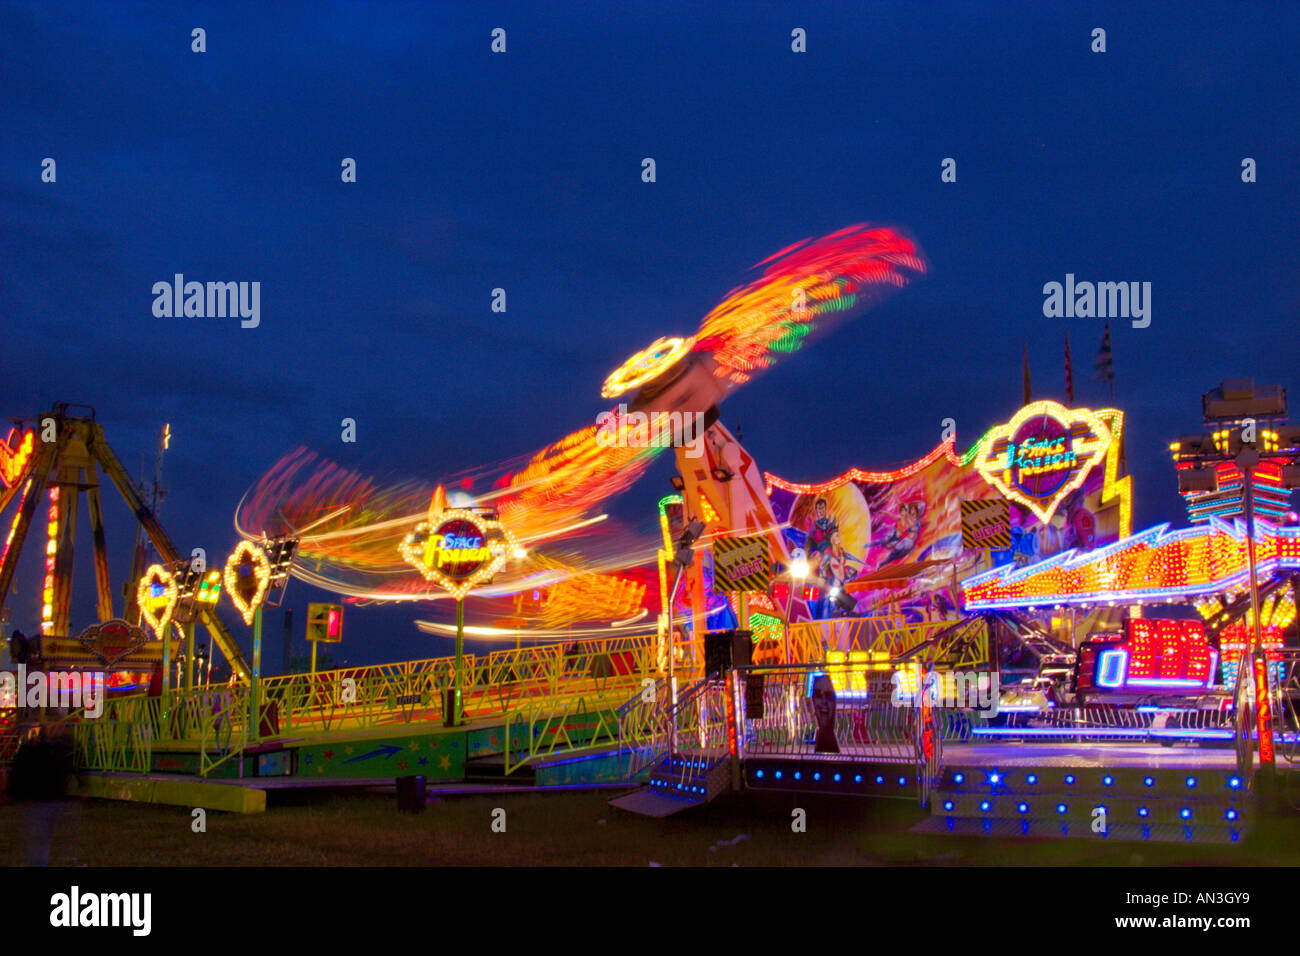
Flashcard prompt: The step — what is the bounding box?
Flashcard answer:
[744,756,920,798]
[930,792,1249,828]
[608,786,706,818]
[937,765,1246,798]
[911,815,1247,844]
[645,754,732,802]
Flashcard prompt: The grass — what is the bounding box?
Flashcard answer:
[3,788,1299,866]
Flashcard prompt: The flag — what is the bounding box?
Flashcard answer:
[1095,318,1114,393]
[1022,343,1032,405]
[1064,332,1074,404]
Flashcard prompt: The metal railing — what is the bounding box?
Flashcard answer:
[502,690,624,775]
[731,662,946,806]
[667,677,731,795]
[615,676,672,778]
[70,632,660,776]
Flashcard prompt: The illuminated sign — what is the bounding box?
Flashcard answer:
[962,519,1300,609]
[399,499,517,600]
[307,602,344,643]
[973,401,1112,524]
[196,569,222,604]
[223,540,272,625]
[712,533,772,593]
[72,619,149,667]
[136,564,180,637]
[0,428,35,489]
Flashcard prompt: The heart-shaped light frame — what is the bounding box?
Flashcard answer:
[973,401,1112,525]
[137,564,179,638]
[224,540,272,625]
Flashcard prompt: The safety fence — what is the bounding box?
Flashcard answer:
[738,660,941,796]
[731,664,946,806]
[73,632,660,776]
[501,690,626,776]
[614,658,951,806]
[615,677,673,779]
[999,702,1235,739]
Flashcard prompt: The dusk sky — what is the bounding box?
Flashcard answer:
[3,1,1297,668]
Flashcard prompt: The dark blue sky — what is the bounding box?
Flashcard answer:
[3,1,1297,668]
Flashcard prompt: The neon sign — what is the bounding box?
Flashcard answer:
[223,540,272,625]
[0,428,34,489]
[963,519,1300,609]
[973,401,1112,524]
[400,499,517,600]
[137,564,180,637]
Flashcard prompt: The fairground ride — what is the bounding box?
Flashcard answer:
[0,404,248,680]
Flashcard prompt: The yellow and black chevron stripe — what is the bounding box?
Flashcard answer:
[961,498,1011,549]
[712,533,772,593]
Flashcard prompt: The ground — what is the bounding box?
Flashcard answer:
[3,789,1299,866]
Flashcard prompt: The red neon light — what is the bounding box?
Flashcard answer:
[764,437,963,495]
[725,672,738,759]
[1125,619,1213,683]
[1253,652,1275,765]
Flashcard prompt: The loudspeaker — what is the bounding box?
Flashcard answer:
[744,672,765,719]
[703,629,753,676]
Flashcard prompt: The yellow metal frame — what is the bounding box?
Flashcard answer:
[73,632,662,776]
[782,617,983,667]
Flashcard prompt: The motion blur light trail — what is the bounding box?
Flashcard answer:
[234,224,926,621]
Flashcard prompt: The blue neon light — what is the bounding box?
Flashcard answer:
[1096,649,1127,688]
